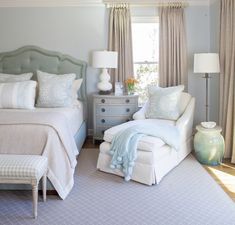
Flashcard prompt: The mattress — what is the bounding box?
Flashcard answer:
[0,101,84,136]
[34,103,84,136]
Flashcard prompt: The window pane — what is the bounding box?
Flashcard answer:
[134,63,158,105]
[132,20,159,105]
[132,23,159,63]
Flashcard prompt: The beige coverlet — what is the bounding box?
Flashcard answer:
[0,110,78,199]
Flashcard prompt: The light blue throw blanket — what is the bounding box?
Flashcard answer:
[109,124,180,181]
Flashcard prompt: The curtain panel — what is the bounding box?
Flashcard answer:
[159,6,188,88]
[219,0,235,162]
[108,5,134,85]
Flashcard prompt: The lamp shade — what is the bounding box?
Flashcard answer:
[194,53,220,73]
[92,51,118,69]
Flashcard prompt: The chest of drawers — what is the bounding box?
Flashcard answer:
[93,94,139,142]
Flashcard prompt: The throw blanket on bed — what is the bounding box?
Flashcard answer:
[0,110,78,199]
[109,124,180,181]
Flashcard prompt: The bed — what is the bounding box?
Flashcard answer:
[0,46,87,199]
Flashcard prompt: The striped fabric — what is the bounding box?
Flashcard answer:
[0,155,48,180]
[0,73,33,83]
[0,80,37,109]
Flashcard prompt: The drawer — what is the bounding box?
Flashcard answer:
[95,97,137,105]
[96,105,137,116]
[96,116,131,127]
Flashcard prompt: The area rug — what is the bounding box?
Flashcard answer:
[0,148,235,225]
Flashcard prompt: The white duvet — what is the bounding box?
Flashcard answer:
[0,107,82,199]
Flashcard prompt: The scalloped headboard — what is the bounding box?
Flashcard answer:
[0,46,87,102]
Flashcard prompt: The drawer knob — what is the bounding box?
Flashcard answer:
[101,108,105,112]
[101,99,105,103]
[126,108,130,112]
[126,99,130,103]
[101,119,105,123]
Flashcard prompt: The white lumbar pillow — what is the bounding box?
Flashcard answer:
[146,85,185,121]
[0,73,33,83]
[0,80,37,109]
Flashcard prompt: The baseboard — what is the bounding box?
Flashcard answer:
[88,129,93,137]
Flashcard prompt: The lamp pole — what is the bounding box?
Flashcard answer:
[203,73,209,122]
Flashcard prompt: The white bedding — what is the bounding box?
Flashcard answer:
[0,102,84,199]
[33,103,83,135]
[0,103,84,136]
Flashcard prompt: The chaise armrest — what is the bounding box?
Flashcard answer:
[133,102,149,120]
[176,97,196,141]
[133,96,196,142]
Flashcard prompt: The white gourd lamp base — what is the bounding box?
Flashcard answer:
[97,68,112,94]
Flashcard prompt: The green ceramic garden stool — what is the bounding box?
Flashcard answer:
[194,125,225,166]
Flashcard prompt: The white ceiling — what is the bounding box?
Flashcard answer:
[0,0,212,7]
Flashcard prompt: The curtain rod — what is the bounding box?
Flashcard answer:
[106,1,189,8]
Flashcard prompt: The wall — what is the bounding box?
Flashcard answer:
[209,0,220,123]
[0,4,213,129]
[185,5,210,125]
[0,6,108,130]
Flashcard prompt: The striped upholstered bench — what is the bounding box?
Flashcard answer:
[0,155,48,219]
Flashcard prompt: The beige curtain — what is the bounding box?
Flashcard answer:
[219,0,235,163]
[108,5,134,84]
[159,6,188,88]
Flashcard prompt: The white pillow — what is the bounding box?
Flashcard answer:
[36,70,76,108]
[72,79,83,104]
[0,81,37,109]
[146,85,185,120]
[0,73,33,83]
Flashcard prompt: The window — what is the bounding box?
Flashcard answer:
[132,17,159,105]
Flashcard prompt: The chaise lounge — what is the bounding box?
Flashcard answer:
[97,91,195,185]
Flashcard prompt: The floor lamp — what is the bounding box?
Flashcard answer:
[194,53,220,122]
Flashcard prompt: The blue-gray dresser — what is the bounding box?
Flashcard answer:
[93,94,139,142]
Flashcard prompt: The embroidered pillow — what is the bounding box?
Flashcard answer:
[36,71,76,108]
[146,85,185,120]
[0,81,37,109]
[0,73,33,83]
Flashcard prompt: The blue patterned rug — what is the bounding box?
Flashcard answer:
[0,148,235,225]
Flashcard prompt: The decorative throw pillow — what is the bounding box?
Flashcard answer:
[146,85,185,120]
[72,79,83,103]
[0,81,37,109]
[36,70,76,108]
[0,73,33,83]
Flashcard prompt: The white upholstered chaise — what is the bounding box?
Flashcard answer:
[97,92,195,185]
[0,155,48,218]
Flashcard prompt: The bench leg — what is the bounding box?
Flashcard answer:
[42,172,47,202]
[32,184,38,219]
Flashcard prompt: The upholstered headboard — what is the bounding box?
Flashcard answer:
[0,46,87,102]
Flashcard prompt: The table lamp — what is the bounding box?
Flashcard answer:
[194,53,220,122]
[92,50,118,94]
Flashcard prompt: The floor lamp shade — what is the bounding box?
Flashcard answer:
[92,51,118,93]
[194,53,220,73]
[193,53,220,122]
